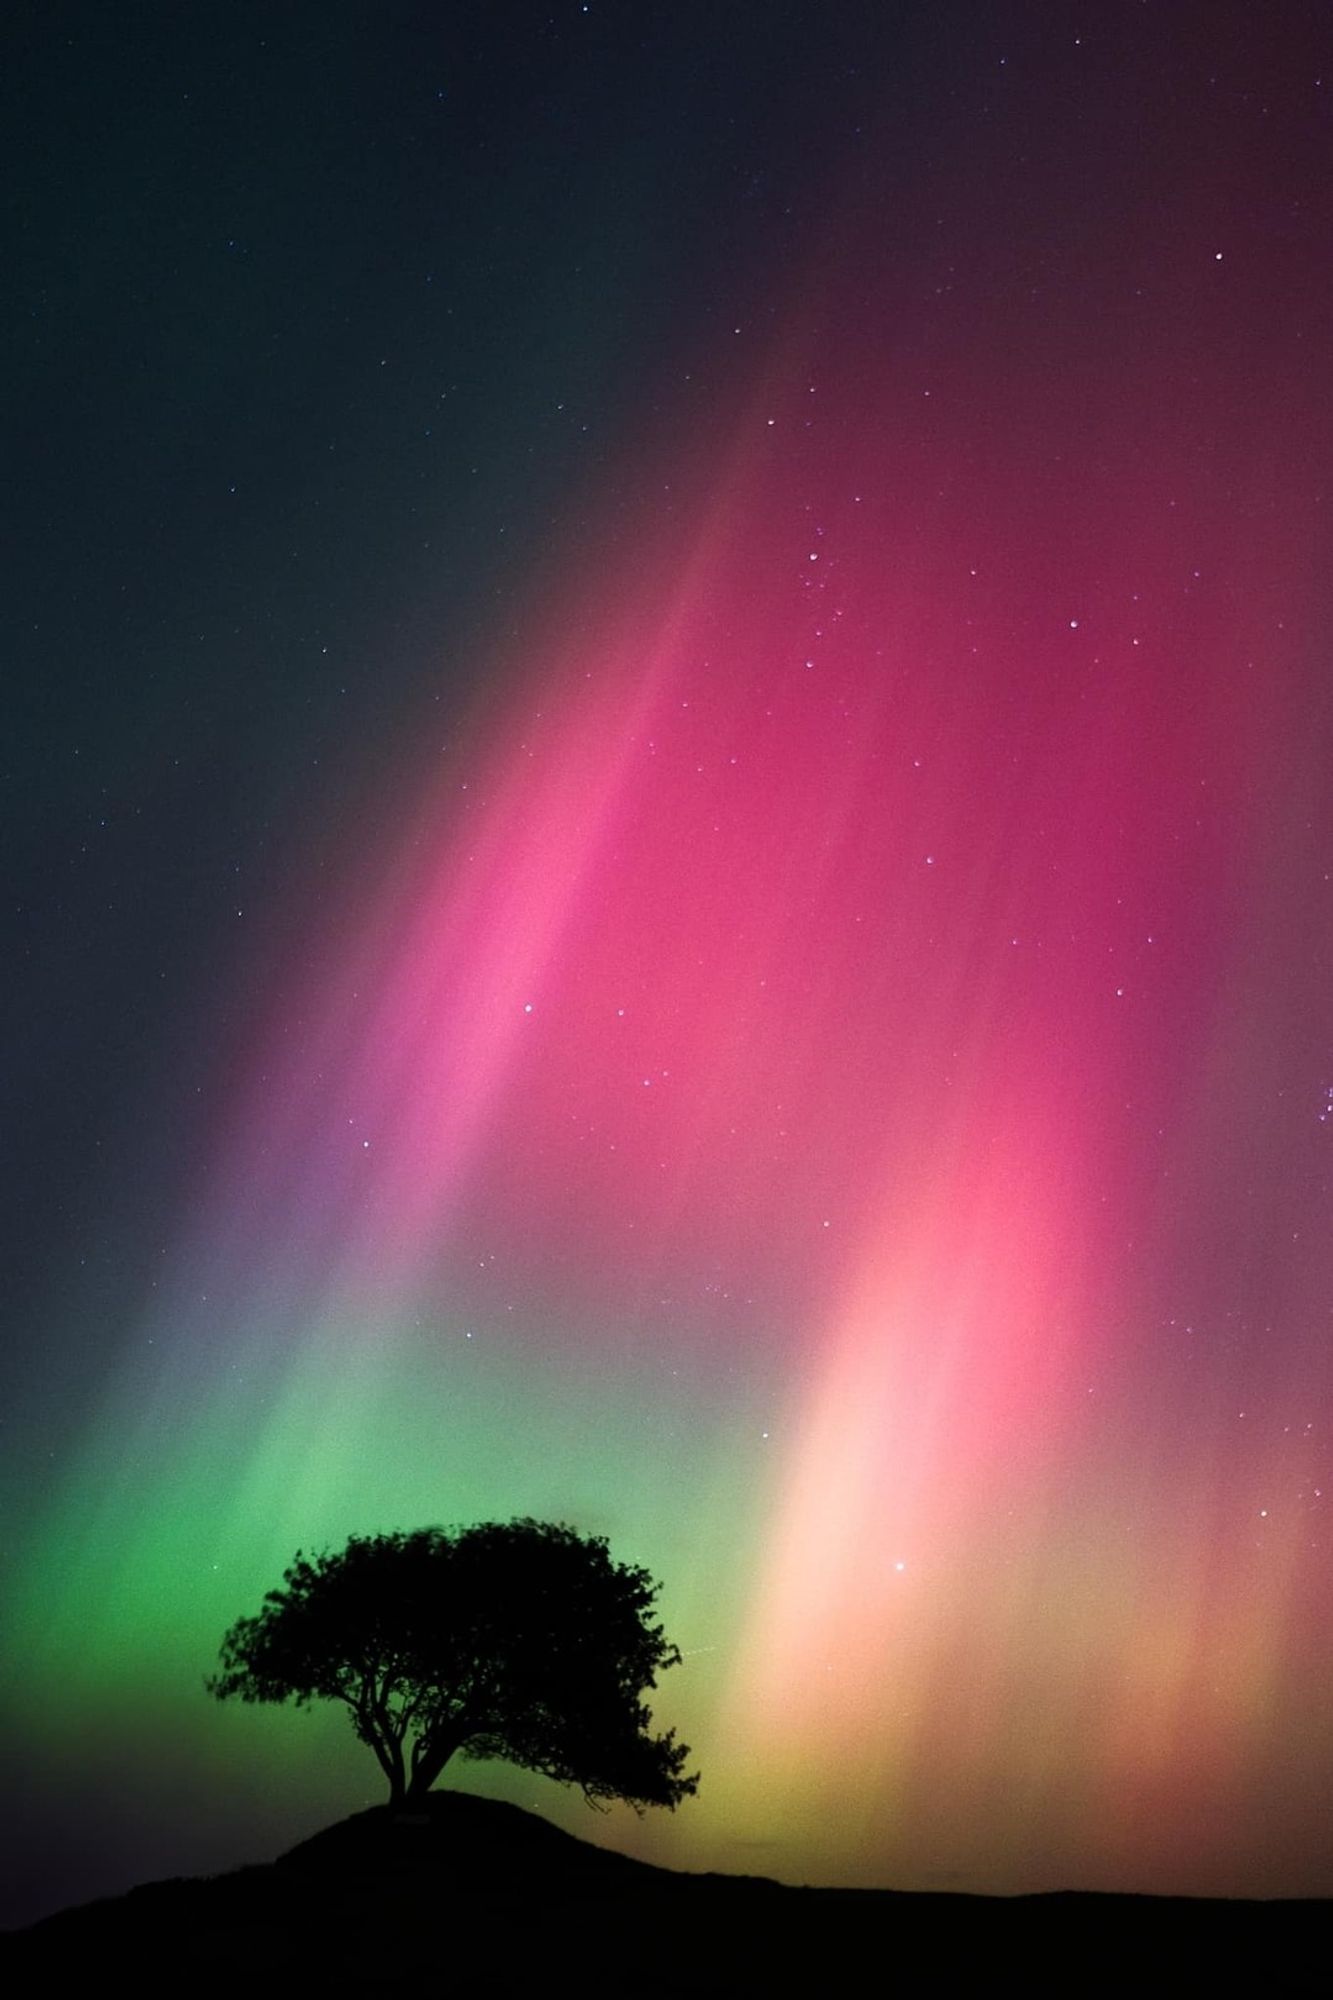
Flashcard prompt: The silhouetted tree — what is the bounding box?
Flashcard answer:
[207,1518,699,1813]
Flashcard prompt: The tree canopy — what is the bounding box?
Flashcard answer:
[207,1517,699,1813]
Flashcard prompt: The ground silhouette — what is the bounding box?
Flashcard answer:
[3,1789,1327,1985]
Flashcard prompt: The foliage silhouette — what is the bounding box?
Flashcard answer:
[207,1517,699,1812]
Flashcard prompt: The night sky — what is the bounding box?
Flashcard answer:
[3,1,1332,1926]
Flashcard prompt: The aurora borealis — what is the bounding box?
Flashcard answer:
[4,2,1333,1922]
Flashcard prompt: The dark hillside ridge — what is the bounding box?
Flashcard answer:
[3,1789,1328,1985]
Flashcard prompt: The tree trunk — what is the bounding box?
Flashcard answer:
[358,1705,406,1808]
[404,1733,460,1806]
